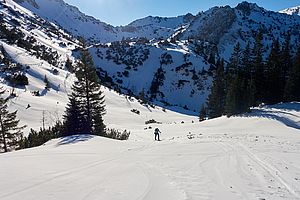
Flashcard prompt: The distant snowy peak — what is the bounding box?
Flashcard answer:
[280,6,300,16]
[127,14,194,28]
[13,0,117,42]
[12,0,198,42]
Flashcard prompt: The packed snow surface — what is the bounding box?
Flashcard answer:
[0,102,300,200]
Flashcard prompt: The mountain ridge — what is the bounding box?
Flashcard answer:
[16,0,297,43]
[2,0,300,113]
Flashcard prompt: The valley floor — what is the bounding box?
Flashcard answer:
[0,103,300,200]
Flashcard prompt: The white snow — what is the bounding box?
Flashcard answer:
[0,98,300,200]
[280,6,300,16]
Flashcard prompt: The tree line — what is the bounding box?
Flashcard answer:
[205,32,300,119]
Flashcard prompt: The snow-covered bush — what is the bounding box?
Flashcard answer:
[105,129,130,140]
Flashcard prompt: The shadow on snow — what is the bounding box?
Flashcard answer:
[57,134,94,146]
[242,102,300,130]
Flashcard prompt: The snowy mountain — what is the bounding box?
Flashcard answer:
[2,0,300,112]
[280,6,300,16]
[178,2,300,58]
[83,2,300,111]
[14,0,300,53]
[13,0,194,43]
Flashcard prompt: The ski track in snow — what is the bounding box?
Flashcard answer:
[1,99,300,200]
[1,125,300,200]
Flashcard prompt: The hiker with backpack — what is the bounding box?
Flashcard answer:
[154,128,161,141]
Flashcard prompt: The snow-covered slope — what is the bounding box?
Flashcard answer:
[13,0,194,43]
[12,0,118,43]
[280,6,300,16]
[0,0,77,131]
[0,103,299,200]
[89,39,213,112]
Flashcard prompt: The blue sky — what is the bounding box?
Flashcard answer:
[64,0,300,26]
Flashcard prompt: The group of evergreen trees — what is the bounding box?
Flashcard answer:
[0,45,108,152]
[207,32,300,118]
[20,122,63,149]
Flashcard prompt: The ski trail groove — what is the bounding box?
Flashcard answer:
[0,151,128,199]
[238,142,300,199]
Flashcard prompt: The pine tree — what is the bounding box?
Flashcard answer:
[207,59,226,118]
[0,90,25,152]
[242,42,256,107]
[252,29,265,103]
[227,42,242,77]
[281,33,292,82]
[44,75,50,90]
[224,42,253,117]
[284,45,300,101]
[265,39,282,104]
[208,52,216,65]
[242,42,252,78]
[199,105,207,122]
[64,47,106,136]
[149,66,165,99]
[138,88,147,104]
[225,77,238,117]
[65,58,74,73]
[63,96,84,136]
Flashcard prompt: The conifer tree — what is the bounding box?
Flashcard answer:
[225,77,238,117]
[242,42,252,78]
[252,29,265,103]
[265,39,282,104]
[207,59,226,118]
[199,104,207,121]
[63,97,84,136]
[242,42,256,107]
[44,75,50,90]
[284,45,300,101]
[227,42,242,77]
[0,90,25,152]
[281,33,292,82]
[64,47,106,136]
[149,66,165,100]
[224,42,253,117]
[65,58,74,73]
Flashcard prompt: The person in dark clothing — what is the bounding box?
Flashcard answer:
[154,128,161,141]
